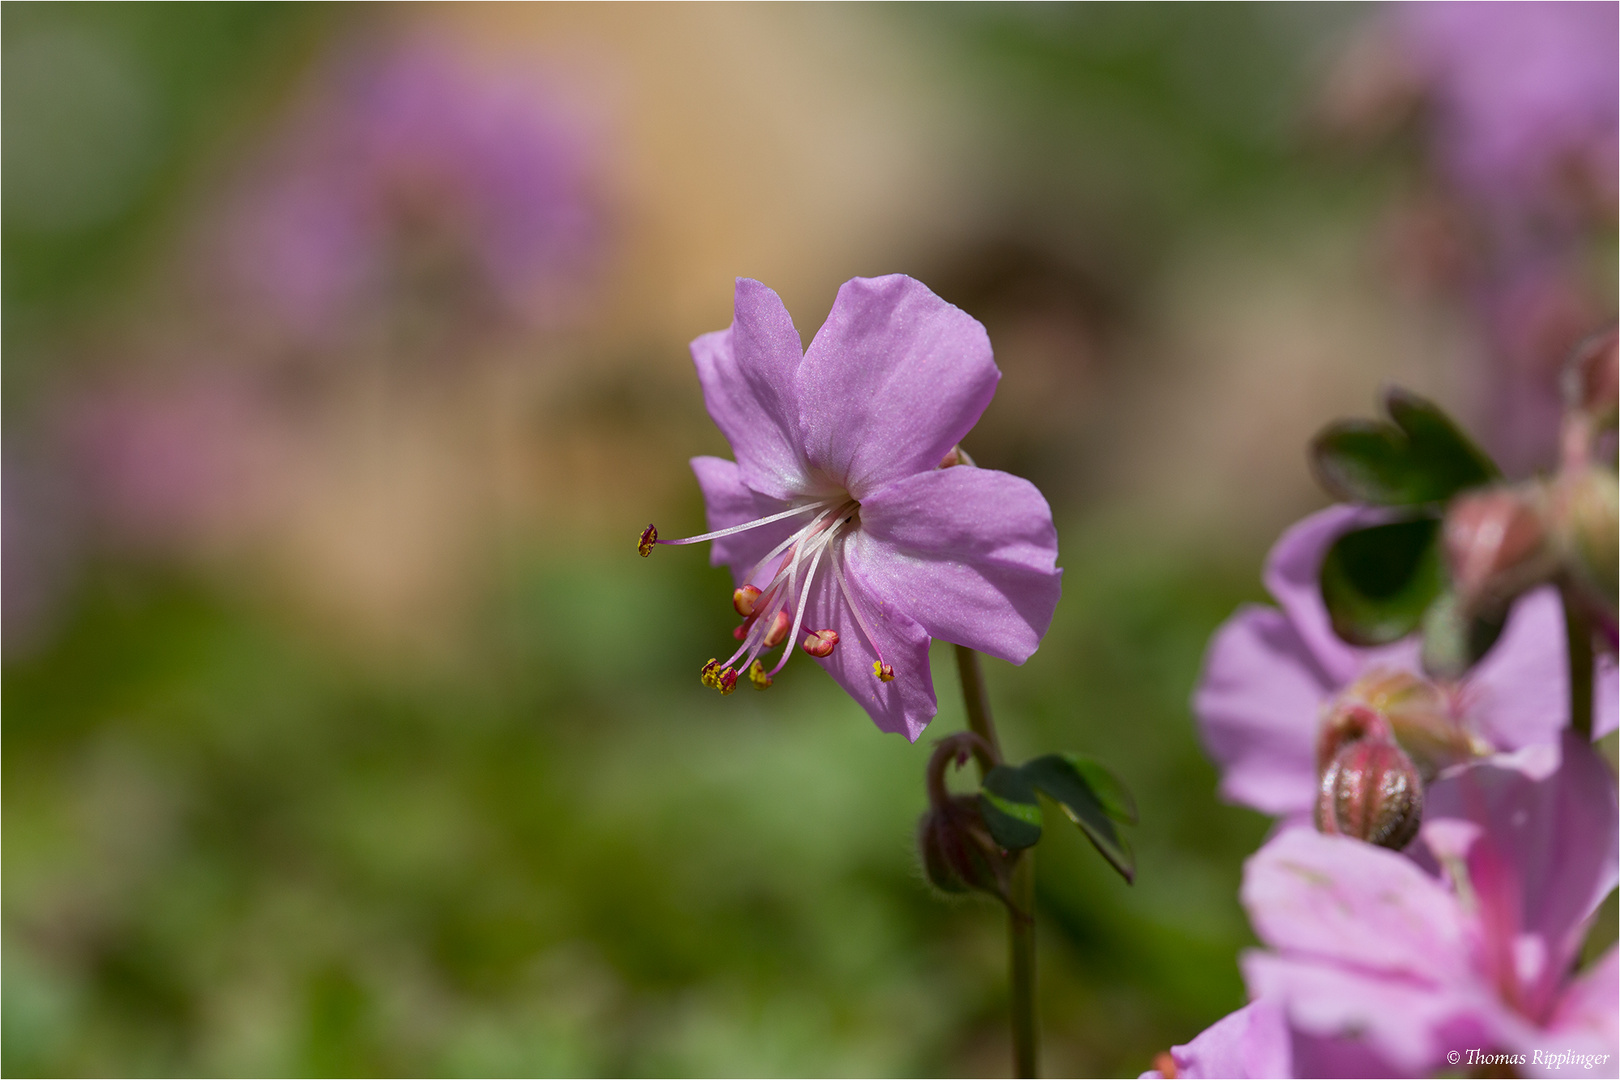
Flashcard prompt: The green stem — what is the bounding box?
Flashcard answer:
[1562,586,1594,741]
[1009,852,1039,1079]
[954,645,1039,1078]
[955,644,1004,771]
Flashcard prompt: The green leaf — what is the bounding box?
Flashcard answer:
[1021,754,1135,883]
[1310,387,1498,506]
[1320,518,1443,646]
[978,765,1042,851]
[1024,754,1138,824]
[1420,589,1507,680]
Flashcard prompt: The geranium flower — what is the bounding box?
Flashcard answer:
[1237,735,1618,1076]
[642,275,1062,740]
[1148,734,1617,1078]
[1193,504,1617,820]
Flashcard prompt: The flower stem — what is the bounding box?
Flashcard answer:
[1008,852,1038,1079]
[1562,586,1594,741]
[954,645,1039,1078]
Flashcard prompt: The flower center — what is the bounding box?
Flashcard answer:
[640,493,895,693]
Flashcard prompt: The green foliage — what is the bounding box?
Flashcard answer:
[1319,517,1445,646]
[1022,755,1136,884]
[978,765,1044,850]
[1420,590,1508,681]
[1310,388,1499,507]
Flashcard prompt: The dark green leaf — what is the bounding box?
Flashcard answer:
[1320,518,1442,646]
[1023,753,1138,824]
[978,765,1042,851]
[1020,755,1135,883]
[1310,388,1498,506]
[1420,590,1507,680]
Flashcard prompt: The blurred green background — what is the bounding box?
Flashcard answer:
[4,4,1610,1076]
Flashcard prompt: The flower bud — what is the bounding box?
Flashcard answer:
[1560,467,1619,617]
[1315,738,1424,850]
[1320,669,1485,781]
[918,796,1013,900]
[802,629,839,657]
[1442,486,1554,616]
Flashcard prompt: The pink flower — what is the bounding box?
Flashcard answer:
[647,276,1062,739]
[1193,505,1617,819]
[1237,734,1618,1076]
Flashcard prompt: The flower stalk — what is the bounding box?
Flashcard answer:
[955,644,1039,1078]
[1562,585,1594,741]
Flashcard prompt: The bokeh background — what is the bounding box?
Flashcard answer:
[4,4,1615,1076]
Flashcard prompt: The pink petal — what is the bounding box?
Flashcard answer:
[798,275,997,500]
[1242,951,1499,1075]
[1544,948,1619,1061]
[690,279,814,501]
[1192,605,1329,817]
[1165,999,1294,1079]
[1464,588,1580,750]
[1261,505,1419,685]
[850,466,1060,664]
[801,545,937,740]
[1242,830,1471,983]
[689,455,800,584]
[1425,734,1619,986]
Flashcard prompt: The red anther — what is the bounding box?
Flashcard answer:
[638,524,658,557]
[717,667,739,695]
[761,610,791,648]
[732,623,748,641]
[700,659,723,689]
[802,629,839,658]
[873,660,895,682]
[748,660,773,690]
[733,585,762,617]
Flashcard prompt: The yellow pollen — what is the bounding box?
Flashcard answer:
[874,661,895,682]
[748,660,773,690]
[638,524,658,557]
[700,659,723,688]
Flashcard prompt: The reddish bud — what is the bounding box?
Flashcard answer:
[748,660,773,690]
[1315,738,1424,850]
[1443,486,1553,614]
[638,524,658,557]
[1320,670,1484,781]
[732,585,762,617]
[761,610,791,648]
[802,629,839,658]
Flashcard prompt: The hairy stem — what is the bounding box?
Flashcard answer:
[954,645,1038,1078]
[1562,586,1594,741]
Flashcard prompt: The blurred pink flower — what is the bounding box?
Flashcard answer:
[215,38,602,340]
[1236,735,1618,1076]
[1400,2,1617,217]
[61,373,280,549]
[1193,505,1617,819]
[653,276,1062,739]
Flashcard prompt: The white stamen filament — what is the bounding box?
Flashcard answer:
[656,500,828,547]
[832,537,888,667]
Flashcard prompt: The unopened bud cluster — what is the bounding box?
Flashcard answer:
[917,733,1017,905]
[1441,327,1618,631]
[1312,671,1460,850]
